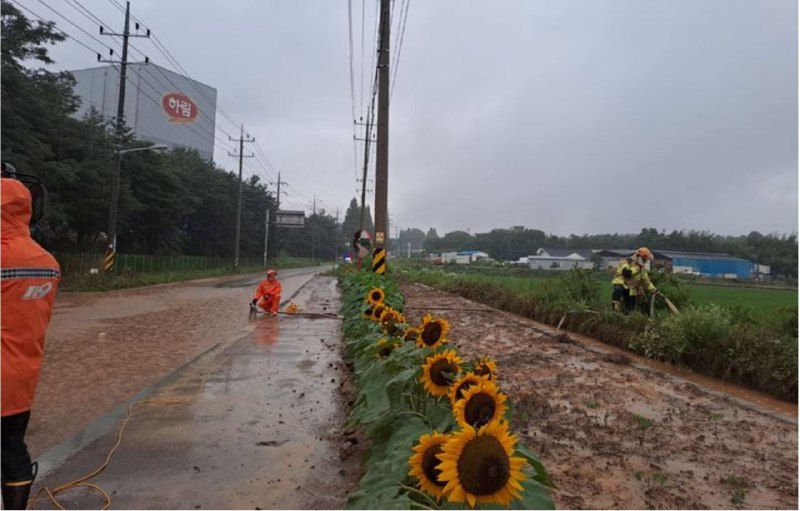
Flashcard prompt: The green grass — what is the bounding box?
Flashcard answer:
[398,261,796,325]
[394,262,797,400]
[684,284,797,318]
[61,257,324,292]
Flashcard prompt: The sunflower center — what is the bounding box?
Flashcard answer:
[404,330,418,342]
[455,380,478,401]
[371,291,382,302]
[456,435,511,496]
[421,444,446,487]
[474,365,491,378]
[429,360,457,387]
[421,322,443,345]
[464,392,497,427]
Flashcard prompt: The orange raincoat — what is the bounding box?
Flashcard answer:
[253,277,281,313]
[1,178,60,417]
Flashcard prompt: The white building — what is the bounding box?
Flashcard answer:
[70,63,217,161]
[527,248,596,271]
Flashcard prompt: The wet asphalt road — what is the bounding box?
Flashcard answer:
[30,271,356,509]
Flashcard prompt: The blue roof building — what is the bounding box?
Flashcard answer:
[654,250,755,279]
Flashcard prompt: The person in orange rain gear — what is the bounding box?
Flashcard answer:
[251,268,281,315]
[1,167,61,510]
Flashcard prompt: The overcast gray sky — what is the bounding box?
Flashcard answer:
[17,0,799,237]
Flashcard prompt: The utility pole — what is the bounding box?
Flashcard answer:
[263,209,270,268]
[270,172,288,260]
[374,0,390,252]
[311,195,317,262]
[229,124,255,269]
[271,171,288,211]
[100,0,149,272]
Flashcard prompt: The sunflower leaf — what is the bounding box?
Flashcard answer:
[515,444,556,489]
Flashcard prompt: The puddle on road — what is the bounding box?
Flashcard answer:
[33,276,357,510]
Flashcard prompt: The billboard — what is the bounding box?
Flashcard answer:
[70,63,217,161]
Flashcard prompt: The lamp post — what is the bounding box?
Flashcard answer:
[105,143,168,273]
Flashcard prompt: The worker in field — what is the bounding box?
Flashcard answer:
[611,247,659,314]
[1,164,61,509]
[251,268,282,316]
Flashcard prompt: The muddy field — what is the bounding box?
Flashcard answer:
[400,282,798,510]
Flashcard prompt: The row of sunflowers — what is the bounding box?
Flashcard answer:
[338,269,554,509]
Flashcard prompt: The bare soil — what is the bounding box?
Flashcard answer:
[401,282,798,510]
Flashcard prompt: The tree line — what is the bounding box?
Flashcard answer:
[3,2,795,276]
[393,226,797,278]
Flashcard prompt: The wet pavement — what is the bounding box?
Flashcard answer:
[29,271,360,510]
[29,267,325,457]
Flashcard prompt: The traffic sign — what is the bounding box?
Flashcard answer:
[353,230,371,258]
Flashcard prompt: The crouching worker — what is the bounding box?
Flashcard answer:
[611,247,658,314]
[251,268,281,316]
[2,165,61,509]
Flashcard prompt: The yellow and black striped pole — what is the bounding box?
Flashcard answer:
[103,249,115,273]
[372,248,386,274]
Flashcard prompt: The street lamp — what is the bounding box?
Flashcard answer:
[105,143,169,272]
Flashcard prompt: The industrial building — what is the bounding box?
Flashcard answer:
[594,249,759,279]
[651,250,758,279]
[70,63,217,161]
[527,248,596,270]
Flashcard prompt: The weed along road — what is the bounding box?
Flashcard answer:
[28,268,361,509]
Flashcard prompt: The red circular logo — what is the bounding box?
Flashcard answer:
[161,92,198,124]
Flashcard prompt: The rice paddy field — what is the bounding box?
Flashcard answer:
[396,263,797,325]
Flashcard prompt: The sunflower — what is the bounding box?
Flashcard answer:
[404,326,422,343]
[376,337,401,358]
[416,313,451,349]
[448,373,489,407]
[452,379,508,429]
[363,306,375,320]
[421,350,462,397]
[371,304,388,322]
[366,287,385,306]
[408,432,450,500]
[437,420,526,507]
[473,356,498,380]
[380,309,406,336]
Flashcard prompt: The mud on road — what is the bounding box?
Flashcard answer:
[401,282,798,510]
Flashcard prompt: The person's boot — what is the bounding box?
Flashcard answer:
[2,461,36,510]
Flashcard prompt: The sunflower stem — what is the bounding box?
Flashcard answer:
[397,410,430,425]
[399,484,439,508]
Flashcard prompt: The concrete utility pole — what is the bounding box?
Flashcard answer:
[271,171,288,211]
[229,125,255,269]
[269,172,288,259]
[374,0,390,251]
[100,0,150,272]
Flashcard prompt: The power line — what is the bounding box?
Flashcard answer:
[390,0,410,100]
[64,0,115,34]
[7,0,105,56]
[102,0,246,141]
[33,0,116,54]
[347,0,356,122]
[359,0,366,114]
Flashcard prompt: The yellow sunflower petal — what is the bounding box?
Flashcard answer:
[437,420,525,507]
[453,379,508,428]
[420,350,462,397]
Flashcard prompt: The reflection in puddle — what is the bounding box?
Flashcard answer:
[253,318,280,345]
